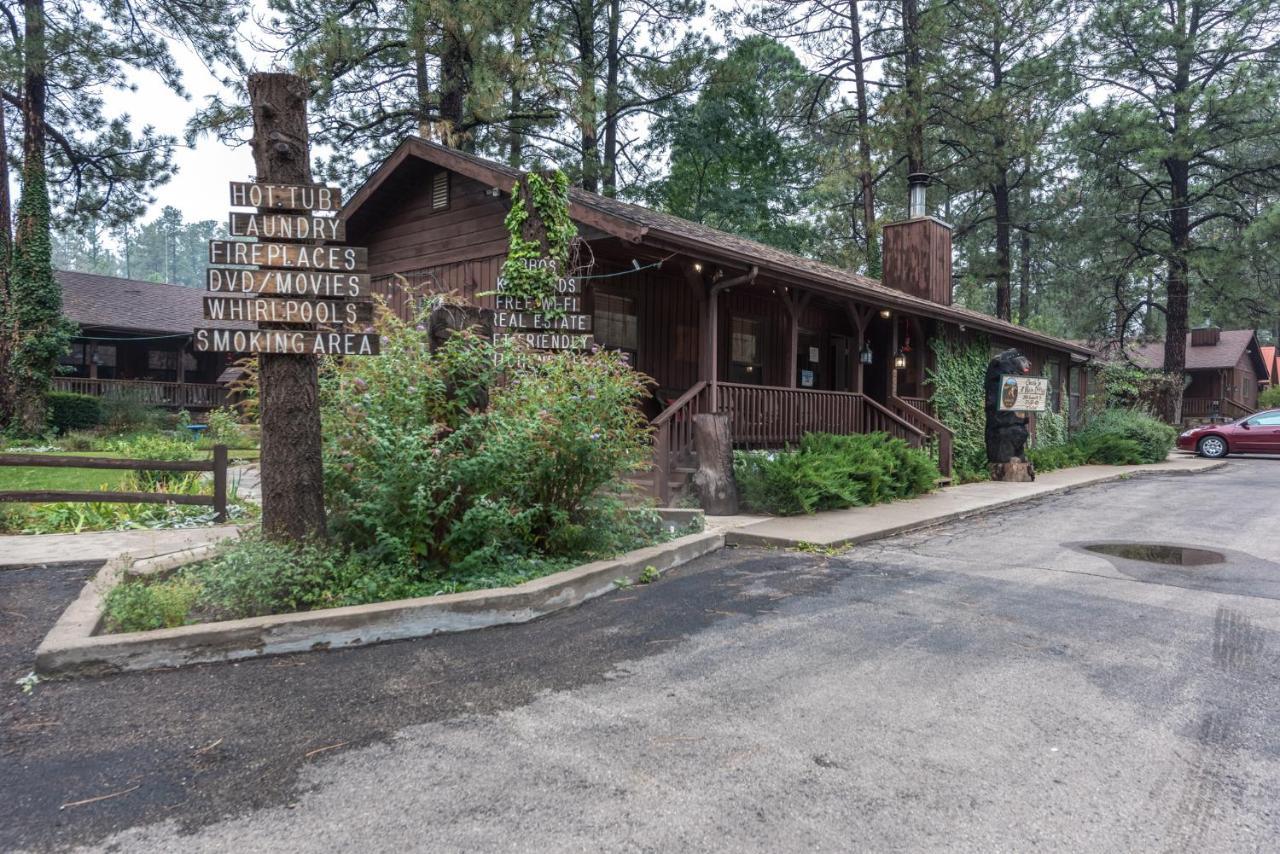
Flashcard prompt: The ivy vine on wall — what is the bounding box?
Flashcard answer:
[499,170,577,308]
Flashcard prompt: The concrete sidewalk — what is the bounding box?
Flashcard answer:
[0,525,240,569]
[726,455,1225,549]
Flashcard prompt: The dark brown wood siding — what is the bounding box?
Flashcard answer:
[882,218,952,306]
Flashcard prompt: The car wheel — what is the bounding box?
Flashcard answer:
[1198,436,1228,458]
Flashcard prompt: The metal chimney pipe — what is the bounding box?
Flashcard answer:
[907,172,929,219]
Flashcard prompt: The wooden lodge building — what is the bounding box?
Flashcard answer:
[343,139,1096,498]
[54,271,238,411]
[1131,327,1269,422]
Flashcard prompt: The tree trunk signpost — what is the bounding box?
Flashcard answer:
[194,72,379,541]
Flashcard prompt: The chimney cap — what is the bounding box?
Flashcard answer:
[907,172,932,185]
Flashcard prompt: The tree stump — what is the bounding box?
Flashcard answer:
[692,413,739,515]
[989,461,1035,482]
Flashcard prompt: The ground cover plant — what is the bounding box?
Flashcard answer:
[734,432,939,516]
[1027,408,1176,472]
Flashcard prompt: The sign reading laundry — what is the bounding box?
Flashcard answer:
[206,268,370,298]
[229,212,345,241]
[203,296,372,325]
[229,181,342,211]
[194,328,380,355]
[208,240,367,272]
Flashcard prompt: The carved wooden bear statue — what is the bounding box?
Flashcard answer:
[985,348,1033,466]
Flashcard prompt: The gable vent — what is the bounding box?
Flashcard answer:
[431,170,449,210]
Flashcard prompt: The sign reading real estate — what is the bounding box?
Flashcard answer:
[997,375,1050,412]
[196,179,380,356]
[493,260,593,350]
[194,328,379,356]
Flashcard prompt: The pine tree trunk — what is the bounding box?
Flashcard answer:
[993,177,1012,321]
[850,0,877,274]
[902,0,926,179]
[439,29,473,150]
[577,0,600,193]
[0,100,13,427]
[1018,228,1031,324]
[602,0,620,197]
[248,72,328,542]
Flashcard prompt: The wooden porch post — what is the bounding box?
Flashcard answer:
[890,315,900,398]
[706,287,719,409]
[781,289,811,389]
[87,341,98,380]
[846,303,871,395]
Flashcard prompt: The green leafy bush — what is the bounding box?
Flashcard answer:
[101,433,197,489]
[45,392,102,433]
[1259,385,1280,409]
[927,336,989,481]
[203,406,256,449]
[1076,408,1176,464]
[103,575,202,633]
[321,310,653,573]
[1033,407,1068,449]
[734,432,939,516]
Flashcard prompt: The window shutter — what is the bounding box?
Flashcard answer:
[431,171,449,210]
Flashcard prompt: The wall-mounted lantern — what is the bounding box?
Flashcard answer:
[860,344,874,365]
[893,350,908,370]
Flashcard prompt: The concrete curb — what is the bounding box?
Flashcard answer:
[35,530,724,677]
[725,460,1228,550]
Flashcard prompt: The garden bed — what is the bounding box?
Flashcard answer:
[36,517,719,677]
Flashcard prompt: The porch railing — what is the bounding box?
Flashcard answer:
[889,395,954,478]
[53,377,227,410]
[717,383,927,451]
[1183,397,1255,421]
[650,380,711,504]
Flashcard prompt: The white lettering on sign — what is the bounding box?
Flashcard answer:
[208,240,367,272]
[229,182,342,211]
[194,328,379,356]
[493,332,592,350]
[229,212,345,241]
[207,268,369,298]
[494,311,591,332]
[493,294,582,313]
[204,296,368,325]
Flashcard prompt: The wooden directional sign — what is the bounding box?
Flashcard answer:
[230,212,345,242]
[207,268,370,299]
[209,240,367,272]
[204,296,372,325]
[194,328,379,356]
[494,293,582,313]
[230,181,342,211]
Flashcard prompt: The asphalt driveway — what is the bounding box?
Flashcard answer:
[2,459,1278,852]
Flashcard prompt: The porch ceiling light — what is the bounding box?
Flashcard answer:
[879,309,892,319]
[693,262,703,272]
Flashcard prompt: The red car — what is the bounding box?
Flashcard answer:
[1178,408,1280,458]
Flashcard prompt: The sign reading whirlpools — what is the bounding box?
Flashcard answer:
[195,180,379,356]
[997,375,1050,412]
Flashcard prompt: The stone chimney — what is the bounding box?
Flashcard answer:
[1190,326,1221,347]
[881,173,953,305]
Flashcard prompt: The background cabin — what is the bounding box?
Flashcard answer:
[1131,328,1269,422]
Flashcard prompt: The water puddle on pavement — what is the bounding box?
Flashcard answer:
[1082,543,1225,567]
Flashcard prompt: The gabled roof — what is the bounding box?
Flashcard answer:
[1262,345,1277,383]
[1130,330,1269,376]
[342,137,1097,359]
[58,270,247,335]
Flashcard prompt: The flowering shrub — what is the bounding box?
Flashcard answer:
[320,310,653,574]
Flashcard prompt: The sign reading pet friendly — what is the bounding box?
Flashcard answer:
[997,375,1050,412]
[196,180,380,357]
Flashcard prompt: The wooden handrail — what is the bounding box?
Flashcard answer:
[1222,397,1254,419]
[653,380,709,426]
[862,395,927,442]
[889,395,953,478]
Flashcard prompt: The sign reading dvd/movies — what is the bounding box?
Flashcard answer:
[195,180,380,356]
